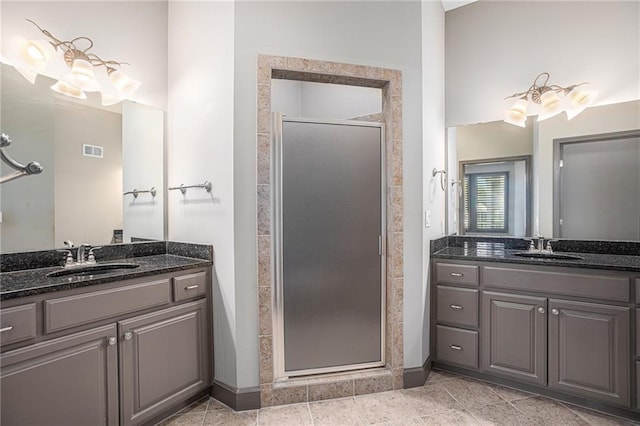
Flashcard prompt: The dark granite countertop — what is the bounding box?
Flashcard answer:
[0,241,213,301]
[431,236,640,273]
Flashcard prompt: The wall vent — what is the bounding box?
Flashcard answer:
[83,144,104,158]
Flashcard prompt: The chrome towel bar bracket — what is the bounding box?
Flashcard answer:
[123,187,157,198]
[168,181,212,195]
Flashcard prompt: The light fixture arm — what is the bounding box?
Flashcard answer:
[25,19,128,71]
[505,72,589,104]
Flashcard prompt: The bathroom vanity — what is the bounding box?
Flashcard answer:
[430,236,640,420]
[0,241,213,426]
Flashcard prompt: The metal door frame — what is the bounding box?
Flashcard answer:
[271,113,386,379]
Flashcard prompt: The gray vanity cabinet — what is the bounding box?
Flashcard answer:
[120,299,210,426]
[1,324,119,426]
[547,299,630,407]
[480,291,547,386]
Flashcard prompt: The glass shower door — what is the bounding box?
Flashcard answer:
[273,116,385,378]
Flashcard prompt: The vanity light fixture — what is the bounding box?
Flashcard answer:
[8,19,141,106]
[503,72,598,127]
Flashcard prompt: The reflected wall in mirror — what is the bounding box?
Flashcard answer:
[0,64,165,253]
[446,100,640,241]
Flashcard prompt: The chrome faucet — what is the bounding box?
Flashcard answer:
[76,243,91,264]
[535,234,545,251]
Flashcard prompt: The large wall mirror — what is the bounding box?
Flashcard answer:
[0,64,165,253]
[446,100,640,241]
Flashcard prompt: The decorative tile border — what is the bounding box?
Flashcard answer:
[256,54,404,407]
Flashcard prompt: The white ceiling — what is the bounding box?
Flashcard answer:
[441,0,477,12]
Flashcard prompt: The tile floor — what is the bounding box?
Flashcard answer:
[158,370,639,425]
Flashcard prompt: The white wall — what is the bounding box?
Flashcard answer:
[122,101,164,242]
[421,0,446,364]
[167,1,237,387]
[536,100,640,236]
[234,0,425,387]
[272,79,382,119]
[1,1,168,110]
[445,1,640,127]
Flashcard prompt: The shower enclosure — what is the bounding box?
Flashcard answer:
[272,115,386,378]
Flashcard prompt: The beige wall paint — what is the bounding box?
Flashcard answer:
[456,119,533,162]
[54,99,122,246]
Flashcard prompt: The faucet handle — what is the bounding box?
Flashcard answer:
[546,241,554,253]
[57,250,74,267]
[87,246,102,264]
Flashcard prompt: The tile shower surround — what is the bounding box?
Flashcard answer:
[256,55,404,407]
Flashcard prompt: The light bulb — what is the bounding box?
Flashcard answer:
[537,90,564,121]
[8,36,55,82]
[109,70,141,98]
[67,59,100,92]
[51,80,87,100]
[565,87,598,120]
[503,98,528,127]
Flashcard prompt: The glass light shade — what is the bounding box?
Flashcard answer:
[503,98,528,127]
[565,87,599,120]
[109,70,141,98]
[50,80,87,100]
[537,90,564,121]
[67,59,101,92]
[9,36,55,79]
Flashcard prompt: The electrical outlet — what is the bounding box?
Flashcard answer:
[425,210,431,228]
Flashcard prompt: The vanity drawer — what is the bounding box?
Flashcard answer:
[436,263,478,286]
[436,325,478,369]
[0,303,37,346]
[173,271,207,302]
[436,285,478,328]
[483,266,629,302]
[636,279,640,303]
[44,278,171,333]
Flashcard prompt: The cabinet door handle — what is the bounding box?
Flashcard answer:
[449,344,463,351]
[551,308,559,316]
[185,285,199,290]
[450,304,463,310]
[0,325,14,333]
[450,272,464,277]
[537,307,545,314]
[124,332,133,341]
[108,337,117,346]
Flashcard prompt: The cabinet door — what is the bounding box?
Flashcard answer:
[1,324,118,426]
[548,299,630,407]
[120,299,210,426]
[480,291,547,385]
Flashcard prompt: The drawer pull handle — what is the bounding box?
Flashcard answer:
[450,304,463,310]
[537,307,545,314]
[108,337,117,346]
[185,285,199,290]
[450,272,464,277]
[124,332,133,341]
[449,344,463,351]
[551,308,559,316]
[0,325,14,333]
